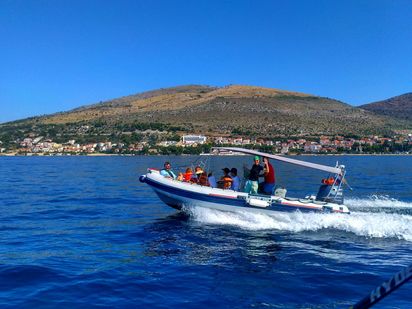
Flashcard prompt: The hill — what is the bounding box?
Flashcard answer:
[1,85,407,141]
[359,93,412,121]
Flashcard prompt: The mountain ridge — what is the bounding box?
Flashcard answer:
[1,85,410,137]
[359,93,412,121]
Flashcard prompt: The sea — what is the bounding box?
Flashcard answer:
[0,155,411,308]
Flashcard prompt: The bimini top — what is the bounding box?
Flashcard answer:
[213,147,343,174]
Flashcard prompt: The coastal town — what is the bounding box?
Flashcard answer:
[1,132,411,156]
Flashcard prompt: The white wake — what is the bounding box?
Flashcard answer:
[186,196,412,241]
[346,195,412,210]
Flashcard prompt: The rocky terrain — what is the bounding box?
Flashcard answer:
[360,93,412,121]
[1,85,410,138]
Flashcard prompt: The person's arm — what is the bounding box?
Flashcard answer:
[243,164,250,179]
[264,163,269,175]
[259,165,265,177]
[263,158,269,175]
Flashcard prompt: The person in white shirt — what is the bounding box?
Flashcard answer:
[208,172,217,188]
[230,168,240,191]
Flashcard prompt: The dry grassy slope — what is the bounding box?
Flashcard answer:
[131,93,389,135]
[42,85,218,124]
[15,84,400,136]
[359,93,412,121]
[42,85,314,124]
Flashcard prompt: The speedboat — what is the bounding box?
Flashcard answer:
[139,147,350,214]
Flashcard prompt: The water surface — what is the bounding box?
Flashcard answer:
[0,155,411,308]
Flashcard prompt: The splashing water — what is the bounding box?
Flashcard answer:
[346,195,412,212]
[185,196,412,241]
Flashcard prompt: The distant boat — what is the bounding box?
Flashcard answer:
[139,147,350,215]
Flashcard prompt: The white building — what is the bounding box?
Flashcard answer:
[158,141,178,146]
[182,135,207,145]
[281,146,289,154]
[233,138,243,145]
[32,136,44,144]
[304,143,322,153]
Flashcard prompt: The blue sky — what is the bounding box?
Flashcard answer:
[1,0,411,123]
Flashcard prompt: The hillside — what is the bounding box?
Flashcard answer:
[1,85,406,139]
[359,93,412,121]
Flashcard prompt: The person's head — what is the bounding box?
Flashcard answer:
[222,167,230,175]
[185,167,192,174]
[253,156,260,165]
[263,157,269,164]
[164,161,171,170]
[230,167,237,176]
[195,166,203,175]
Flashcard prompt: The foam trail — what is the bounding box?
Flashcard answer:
[346,195,412,214]
[187,207,412,241]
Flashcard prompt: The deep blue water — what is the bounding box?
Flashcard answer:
[0,155,411,308]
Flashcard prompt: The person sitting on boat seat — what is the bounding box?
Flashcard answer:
[160,161,177,179]
[218,167,232,189]
[208,172,217,188]
[192,166,204,183]
[230,168,240,191]
[244,156,264,194]
[198,171,210,186]
[183,167,194,182]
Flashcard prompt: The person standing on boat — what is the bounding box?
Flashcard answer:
[262,157,275,194]
[160,161,177,179]
[230,168,240,191]
[244,156,264,194]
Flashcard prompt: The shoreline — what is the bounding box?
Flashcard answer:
[1,152,411,157]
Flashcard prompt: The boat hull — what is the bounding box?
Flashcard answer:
[140,169,350,215]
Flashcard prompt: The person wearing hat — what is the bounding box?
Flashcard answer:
[218,167,233,189]
[230,167,240,191]
[192,166,204,184]
[244,155,264,194]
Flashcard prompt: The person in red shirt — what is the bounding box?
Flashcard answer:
[183,168,193,182]
[262,157,275,194]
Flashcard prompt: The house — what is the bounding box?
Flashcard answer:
[233,138,243,145]
[182,135,207,145]
[304,142,322,153]
[33,136,44,144]
[280,146,289,154]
